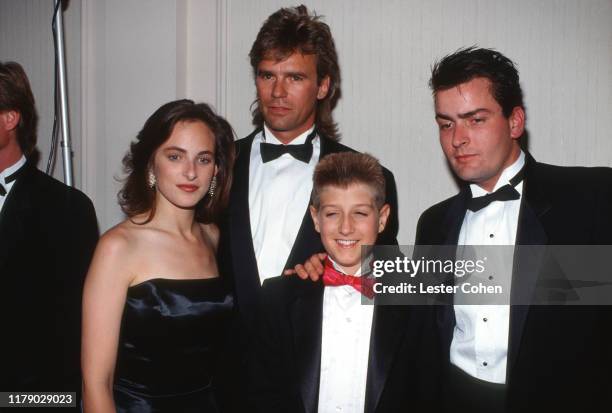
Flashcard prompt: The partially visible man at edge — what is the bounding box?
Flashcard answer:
[0,61,98,408]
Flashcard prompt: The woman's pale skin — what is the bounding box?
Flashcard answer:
[81,120,219,413]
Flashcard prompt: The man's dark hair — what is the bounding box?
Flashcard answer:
[249,4,341,140]
[119,99,235,224]
[0,61,39,160]
[429,46,524,117]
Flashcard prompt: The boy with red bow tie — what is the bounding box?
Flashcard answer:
[249,152,438,413]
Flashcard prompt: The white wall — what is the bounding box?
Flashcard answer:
[80,0,181,231]
[2,0,611,241]
[0,0,81,183]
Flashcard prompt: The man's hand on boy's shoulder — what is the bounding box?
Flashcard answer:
[284,252,327,281]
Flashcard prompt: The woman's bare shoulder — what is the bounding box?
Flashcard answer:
[99,220,140,252]
[88,220,148,284]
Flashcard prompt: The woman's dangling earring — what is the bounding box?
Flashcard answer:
[208,176,217,197]
[148,171,156,189]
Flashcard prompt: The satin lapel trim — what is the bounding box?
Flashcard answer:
[0,169,34,274]
[291,282,324,413]
[229,136,261,309]
[508,161,551,379]
[444,188,469,245]
[318,135,336,158]
[365,306,408,413]
[284,209,322,270]
[438,189,469,350]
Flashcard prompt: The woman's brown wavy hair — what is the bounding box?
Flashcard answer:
[119,100,235,224]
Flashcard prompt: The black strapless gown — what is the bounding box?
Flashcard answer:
[113,277,233,413]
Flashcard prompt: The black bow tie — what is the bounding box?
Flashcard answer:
[467,165,525,212]
[0,164,25,196]
[260,129,316,163]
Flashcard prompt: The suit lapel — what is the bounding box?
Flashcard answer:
[229,133,261,320]
[508,155,551,377]
[443,187,469,245]
[365,306,410,413]
[0,165,35,276]
[438,188,470,350]
[284,209,322,270]
[291,281,324,413]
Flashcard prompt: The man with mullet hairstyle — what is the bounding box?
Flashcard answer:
[218,7,399,409]
[220,4,399,350]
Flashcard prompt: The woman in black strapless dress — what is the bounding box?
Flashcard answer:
[81,100,235,412]
[112,278,232,412]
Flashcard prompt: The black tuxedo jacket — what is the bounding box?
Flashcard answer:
[415,154,612,412]
[249,275,439,413]
[220,129,399,335]
[0,163,98,398]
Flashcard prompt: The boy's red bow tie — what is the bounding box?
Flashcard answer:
[322,258,375,299]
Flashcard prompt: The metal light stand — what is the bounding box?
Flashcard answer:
[53,0,74,186]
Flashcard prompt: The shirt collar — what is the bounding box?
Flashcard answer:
[327,255,369,277]
[1,155,26,184]
[470,150,525,197]
[262,124,316,145]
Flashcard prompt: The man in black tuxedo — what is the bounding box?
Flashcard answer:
[0,62,98,405]
[250,152,437,413]
[416,47,612,412]
[220,5,398,338]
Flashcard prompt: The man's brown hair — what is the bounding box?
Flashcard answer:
[249,4,341,140]
[312,152,386,209]
[0,62,39,160]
